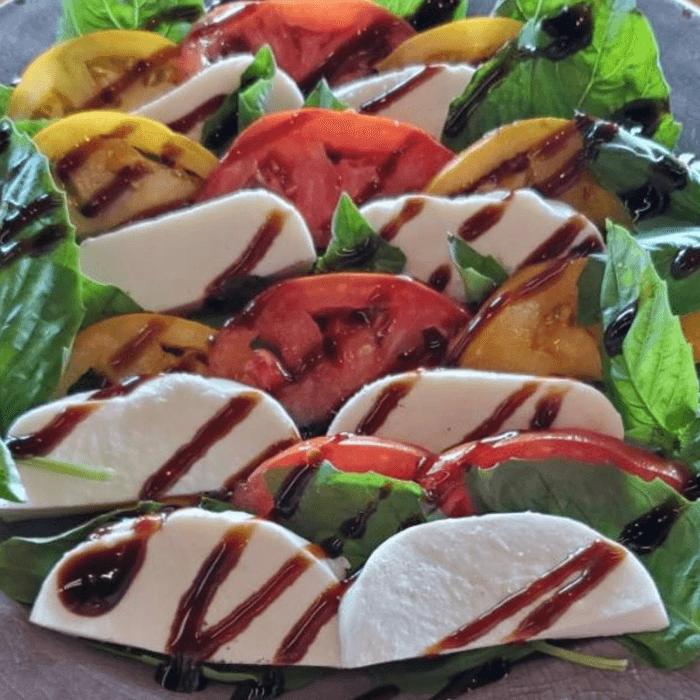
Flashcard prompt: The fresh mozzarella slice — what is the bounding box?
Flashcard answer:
[339,513,668,667]
[359,190,603,302]
[2,374,300,517]
[31,508,344,667]
[327,368,623,452]
[335,63,475,140]
[79,190,316,312]
[135,55,304,141]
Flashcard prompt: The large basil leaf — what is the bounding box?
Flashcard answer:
[467,459,700,668]
[443,0,679,152]
[0,119,83,434]
[201,46,276,158]
[314,194,407,275]
[0,502,165,605]
[600,224,698,452]
[80,276,141,330]
[263,460,437,572]
[57,0,204,42]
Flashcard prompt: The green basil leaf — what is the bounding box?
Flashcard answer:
[0,85,12,117]
[0,119,82,434]
[600,224,698,451]
[263,460,438,572]
[581,120,700,230]
[443,0,679,152]
[57,0,204,42]
[0,502,165,605]
[80,276,142,330]
[315,194,407,275]
[0,441,26,503]
[303,79,350,111]
[201,46,276,157]
[467,458,700,668]
[449,235,508,305]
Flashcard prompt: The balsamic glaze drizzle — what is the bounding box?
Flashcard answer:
[603,300,638,357]
[618,502,682,555]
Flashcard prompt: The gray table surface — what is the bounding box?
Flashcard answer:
[1,1,700,698]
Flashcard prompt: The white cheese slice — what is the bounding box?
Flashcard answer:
[79,190,316,313]
[2,374,300,517]
[135,54,304,141]
[30,508,343,667]
[339,513,668,667]
[327,368,623,453]
[359,190,603,303]
[335,64,475,140]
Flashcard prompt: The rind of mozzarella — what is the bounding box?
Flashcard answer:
[31,509,343,667]
[327,368,623,453]
[359,190,603,302]
[335,63,475,140]
[135,55,304,141]
[79,190,316,312]
[2,374,300,516]
[339,513,668,668]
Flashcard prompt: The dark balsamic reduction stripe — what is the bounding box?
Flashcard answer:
[0,194,60,243]
[378,198,425,242]
[229,669,284,700]
[519,215,586,268]
[271,464,320,520]
[0,224,67,268]
[603,299,638,357]
[428,264,452,292]
[457,202,508,242]
[109,319,167,374]
[427,659,510,700]
[139,393,261,500]
[205,210,286,303]
[339,484,393,539]
[671,247,700,280]
[358,65,442,115]
[79,163,149,219]
[155,655,208,693]
[529,390,564,430]
[168,93,227,134]
[618,502,683,555]
[355,376,419,436]
[408,0,461,31]
[142,5,203,30]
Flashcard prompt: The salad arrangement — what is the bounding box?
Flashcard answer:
[2,0,700,698]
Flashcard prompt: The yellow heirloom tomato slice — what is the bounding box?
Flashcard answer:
[57,313,215,394]
[426,117,633,229]
[377,17,522,69]
[7,30,183,120]
[34,112,217,238]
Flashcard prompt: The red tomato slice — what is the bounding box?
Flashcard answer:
[232,434,438,516]
[208,273,471,429]
[197,109,454,248]
[419,429,692,517]
[179,0,415,91]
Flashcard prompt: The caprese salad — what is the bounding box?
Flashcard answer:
[1,0,700,698]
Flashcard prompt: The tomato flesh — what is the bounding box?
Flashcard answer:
[208,273,471,429]
[197,109,454,248]
[179,0,415,92]
[232,434,438,516]
[420,429,692,517]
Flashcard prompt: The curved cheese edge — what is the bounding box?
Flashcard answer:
[79,190,316,312]
[335,63,475,140]
[358,190,603,303]
[326,368,624,452]
[339,513,668,668]
[135,54,304,141]
[2,374,300,517]
[30,508,343,667]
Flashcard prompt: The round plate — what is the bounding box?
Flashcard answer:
[1,1,699,699]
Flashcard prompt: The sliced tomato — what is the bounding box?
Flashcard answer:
[179,0,415,92]
[196,109,454,248]
[420,429,692,517]
[208,273,471,429]
[232,434,438,516]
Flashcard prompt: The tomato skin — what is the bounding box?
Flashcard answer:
[197,109,454,248]
[232,434,438,516]
[208,273,471,429]
[179,0,415,91]
[420,429,692,517]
